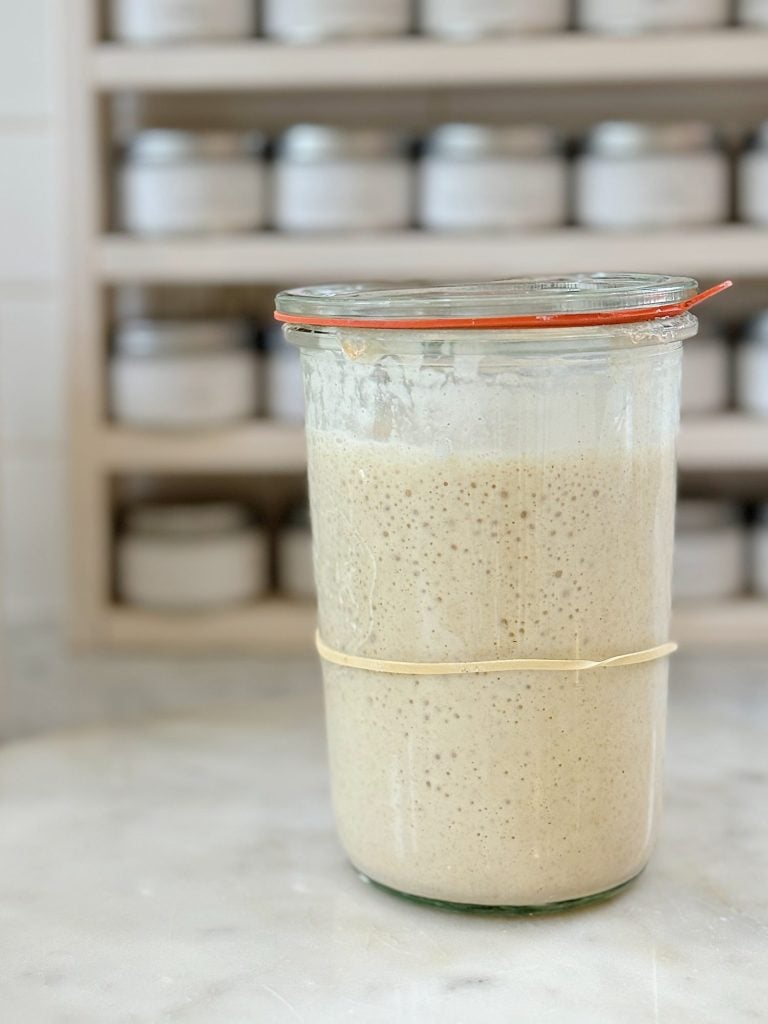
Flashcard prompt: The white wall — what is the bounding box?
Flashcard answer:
[0,0,65,624]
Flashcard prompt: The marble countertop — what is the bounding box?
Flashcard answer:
[1,654,766,1023]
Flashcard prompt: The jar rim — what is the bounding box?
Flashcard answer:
[275,275,730,330]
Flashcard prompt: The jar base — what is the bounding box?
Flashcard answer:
[355,868,643,916]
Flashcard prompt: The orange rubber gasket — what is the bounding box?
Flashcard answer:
[274,280,732,330]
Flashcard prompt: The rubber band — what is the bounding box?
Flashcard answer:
[275,281,732,331]
[316,632,678,676]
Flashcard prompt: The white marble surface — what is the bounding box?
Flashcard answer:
[0,625,319,740]
[0,654,767,1023]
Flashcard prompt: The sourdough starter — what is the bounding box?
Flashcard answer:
[309,432,675,907]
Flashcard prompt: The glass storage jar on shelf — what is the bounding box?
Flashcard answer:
[577,0,729,33]
[737,0,768,26]
[110,317,259,429]
[736,312,768,416]
[418,124,568,232]
[738,123,768,226]
[119,130,267,236]
[272,125,412,233]
[673,501,747,602]
[109,0,256,43]
[263,324,305,423]
[575,121,729,230]
[278,504,315,600]
[275,273,730,912]
[681,326,730,416]
[419,0,569,39]
[117,502,269,611]
[751,506,768,596]
[263,0,411,42]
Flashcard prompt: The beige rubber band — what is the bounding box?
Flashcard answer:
[316,632,678,676]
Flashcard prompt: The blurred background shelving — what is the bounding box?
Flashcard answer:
[101,602,317,652]
[96,228,768,282]
[89,33,768,91]
[93,417,768,475]
[67,0,768,651]
[98,423,307,472]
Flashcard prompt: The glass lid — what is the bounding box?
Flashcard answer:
[275,274,730,330]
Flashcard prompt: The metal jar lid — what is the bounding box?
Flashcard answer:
[743,310,768,344]
[124,502,253,537]
[584,121,720,157]
[277,124,406,162]
[114,318,252,358]
[126,130,266,163]
[676,500,740,532]
[424,123,561,160]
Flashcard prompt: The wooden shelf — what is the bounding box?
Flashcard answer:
[673,600,768,648]
[91,32,768,92]
[100,600,765,652]
[678,415,768,472]
[101,600,317,652]
[69,1,768,652]
[93,416,768,475]
[98,423,306,473]
[97,227,768,283]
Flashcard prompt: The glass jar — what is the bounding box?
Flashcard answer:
[575,121,729,230]
[117,502,269,610]
[263,0,411,42]
[276,273,713,912]
[577,0,729,33]
[751,505,768,596]
[673,501,746,602]
[737,0,768,25]
[273,125,412,233]
[418,124,568,232]
[111,318,259,429]
[736,312,768,416]
[119,130,267,236]
[419,0,569,38]
[110,0,256,44]
[681,328,730,416]
[278,504,316,600]
[263,323,305,422]
[738,123,768,226]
